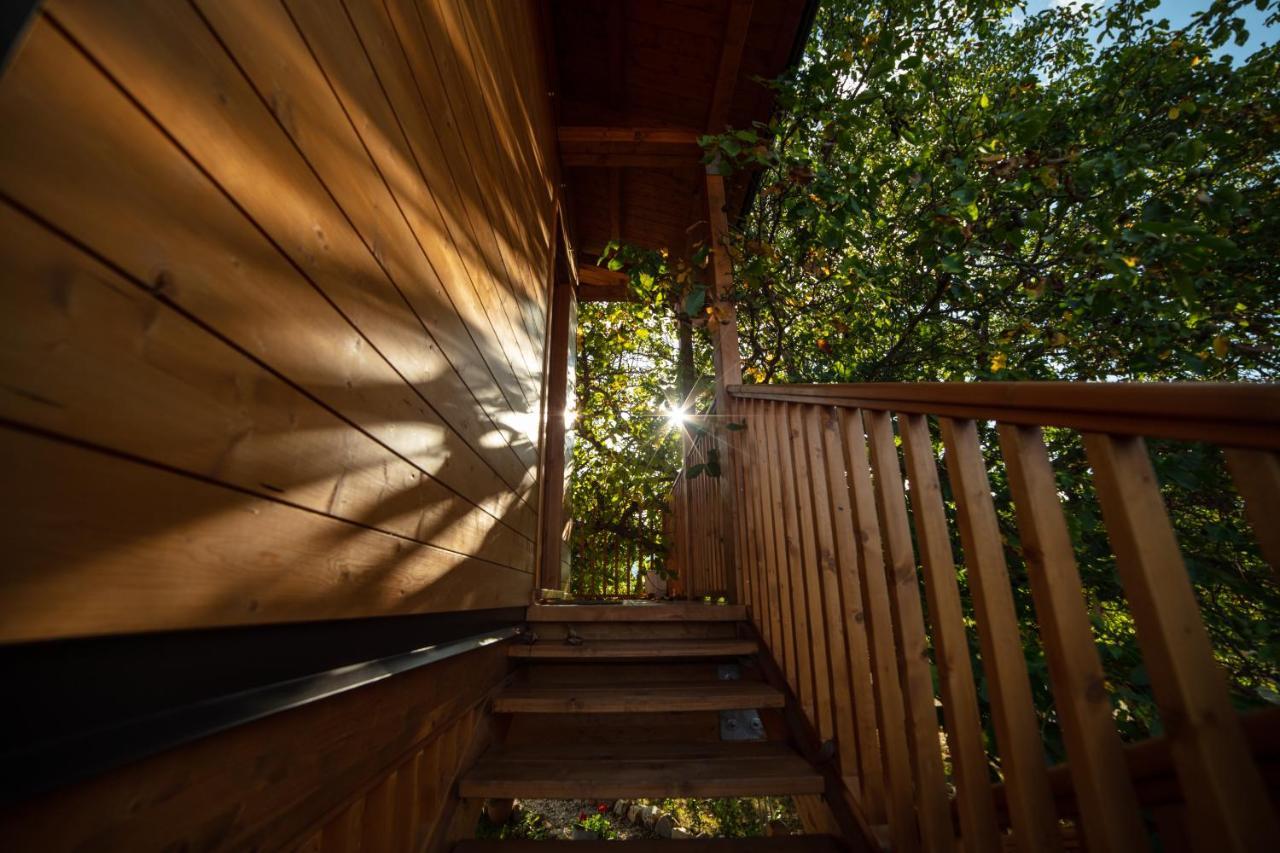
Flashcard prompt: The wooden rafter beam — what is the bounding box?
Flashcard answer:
[557,126,702,145]
[609,168,622,242]
[577,264,629,288]
[577,283,632,303]
[706,0,755,132]
[577,263,633,303]
[561,152,700,169]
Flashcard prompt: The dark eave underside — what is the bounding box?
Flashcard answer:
[548,0,814,299]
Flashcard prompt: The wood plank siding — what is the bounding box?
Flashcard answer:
[1,638,508,852]
[0,0,560,641]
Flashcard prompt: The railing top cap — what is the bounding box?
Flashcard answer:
[726,382,1280,449]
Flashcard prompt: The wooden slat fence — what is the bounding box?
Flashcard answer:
[569,509,666,598]
[671,381,1280,851]
[669,424,730,599]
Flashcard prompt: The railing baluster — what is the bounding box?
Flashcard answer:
[763,401,799,692]
[665,382,1279,847]
[735,400,760,626]
[802,405,863,787]
[745,400,773,648]
[1084,433,1279,850]
[821,406,885,819]
[732,405,753,608]
[899,413,1001,853]
[751,399,784,663]
[1223,448,1280,585]
[839,408,921,853]
[791,404,836,742]
[940,417,1063,852]
[865,410,955,851]
[993,422,1146,850]
[775,403,818,724]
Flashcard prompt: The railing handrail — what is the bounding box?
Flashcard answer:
[669,379,1280,847]
[729,381,1280,449]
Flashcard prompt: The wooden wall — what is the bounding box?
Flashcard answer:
[0,0,560,641]
[0,640,509,852]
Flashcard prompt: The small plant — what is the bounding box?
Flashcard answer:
[574,804,617,839]
[475,805,551,840]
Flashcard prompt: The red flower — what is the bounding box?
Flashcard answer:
[597,803,609,814]
[578,811,587,822]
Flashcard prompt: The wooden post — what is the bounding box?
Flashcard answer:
[704,167,743,404]
[705,166,742,603]
[537,279,575,591]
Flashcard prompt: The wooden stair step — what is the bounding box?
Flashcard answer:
[508,637,757,660]
[493,679,785,713]
[526,602,747,622]
[455,837,847,852]
[458,741,824,799]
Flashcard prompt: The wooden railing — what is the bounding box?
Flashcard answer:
[569,511,666,598]
[669,425,730,599]
[672,381,1280,851]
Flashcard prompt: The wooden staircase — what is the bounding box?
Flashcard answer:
[456,602,844,850]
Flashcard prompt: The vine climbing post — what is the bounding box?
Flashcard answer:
[706,163,742,603]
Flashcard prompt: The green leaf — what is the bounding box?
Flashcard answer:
[684,287,706,317]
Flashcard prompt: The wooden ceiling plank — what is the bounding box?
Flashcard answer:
[706,0,755,132]
[609,167,622,242]
[558,126,702,145]
[563,152,702,169]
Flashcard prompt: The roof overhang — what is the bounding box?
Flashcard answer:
[544,0,816,302]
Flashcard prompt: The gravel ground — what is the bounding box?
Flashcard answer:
[518,799,659,840]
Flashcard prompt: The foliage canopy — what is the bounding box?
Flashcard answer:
[569,0,1280,747]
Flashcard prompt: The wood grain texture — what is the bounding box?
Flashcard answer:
[507,638,757,660]
[800,405,858,768]
[819,406,885,817]
[772,403,814,717]
[786,404,835,741]
[0,199,532,574]
[1085,433,1279,849]
[898,413,1000,853]
[940,418,1062,853]
[459,741,824,799]
[730,382,1280,449]
[45,0,539,508]
[0,0,559,637]
[997,424,1148,853]
[839,408,921,852]
[864,410,953,852]
[1224,448,1280,585]
[0,643,509,852]
[526,602,746,622]
[493,680,784,713]
[0,426,530,641]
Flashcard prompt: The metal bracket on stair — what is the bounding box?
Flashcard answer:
[717,663,766,741]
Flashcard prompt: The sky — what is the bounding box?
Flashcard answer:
[1018,0,1278,54]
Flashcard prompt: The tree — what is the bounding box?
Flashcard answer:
[576,0,1279,753]
[567,297,697,596]
[692,0,1280,749]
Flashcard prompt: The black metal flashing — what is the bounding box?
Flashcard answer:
[0,0,39,77]
[0,608,523,802]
